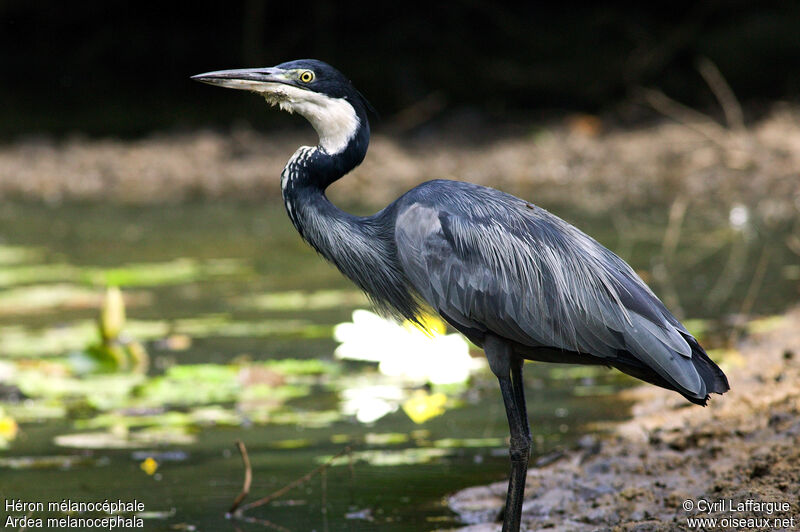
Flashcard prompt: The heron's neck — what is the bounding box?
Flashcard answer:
[279,133,420,322]
[280,116,369,231]
[280,145,370,253]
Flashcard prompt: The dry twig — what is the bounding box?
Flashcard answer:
[239,446,351,513]
[227,440,352,528]
[637,87,730,149]
[696,56,745,133]
[228,440,253,515]
[729,246,772,346]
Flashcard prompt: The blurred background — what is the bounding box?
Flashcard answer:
[0,2,798,531]
[2,0,800,137]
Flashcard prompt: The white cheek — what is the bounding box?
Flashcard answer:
[262,86,359,155]
[298,97,360,155]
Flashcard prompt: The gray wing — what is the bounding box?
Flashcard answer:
[394,196,706,399]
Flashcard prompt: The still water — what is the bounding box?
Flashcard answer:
[0,200,795,531]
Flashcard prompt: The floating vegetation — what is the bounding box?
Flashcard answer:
[243,408,343,428]
[432,437,505,448]
[330,447,453,467]
[136,364,240,407]
[364,432,409,446]
[0,316,327,359]
[0,287,484,454]
[0,454,108,470]
[1,400,66,422]
[80,286,149,373]
[238,289,368,311]
[172,315,324,339]
[338,383,404,424]
[401,391,448,424]
[139,456,159,475]
[54,427,196,449]
[0,284,152,316]
[0,257,249,288]
[0,407,18,448]
[268,438,313,449]
[13,371,146,409]
[0,320,167,359]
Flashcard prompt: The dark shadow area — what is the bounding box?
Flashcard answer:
[1,1,799,137]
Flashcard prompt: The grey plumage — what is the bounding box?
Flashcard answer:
[392,180,727,404]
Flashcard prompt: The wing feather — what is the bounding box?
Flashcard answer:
[394,187,704,398]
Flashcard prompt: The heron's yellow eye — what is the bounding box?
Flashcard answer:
[299,70,314,83]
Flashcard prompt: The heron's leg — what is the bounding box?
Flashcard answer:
[485,335,530,532]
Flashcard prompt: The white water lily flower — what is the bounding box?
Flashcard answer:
[339,384,404,423]
[333,309,481,385]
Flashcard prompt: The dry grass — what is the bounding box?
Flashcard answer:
[1,105,798,226]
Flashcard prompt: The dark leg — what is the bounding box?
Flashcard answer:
[484,335,531,532]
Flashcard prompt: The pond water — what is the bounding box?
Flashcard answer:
[0,200,796,531]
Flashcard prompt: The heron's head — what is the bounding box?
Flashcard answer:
[192,59,370,154]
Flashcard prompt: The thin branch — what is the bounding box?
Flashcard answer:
[228,440,253,515]
[661,196,689,260]
[786,232,800,257]
[636,87,730,148]
[696,56,745,133]
[739,245,771,317]
[238,446,351,513]
[729,245,771,346]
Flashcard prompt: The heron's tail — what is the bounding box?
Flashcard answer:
[610,334,729,406]
[681,334,730,405]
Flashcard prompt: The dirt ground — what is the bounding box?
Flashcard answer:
[0,105,798,221]
[446,308,800,531]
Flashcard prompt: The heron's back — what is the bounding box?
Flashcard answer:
[391,180,729,404]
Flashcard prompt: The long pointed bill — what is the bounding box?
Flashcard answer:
[190,67,293,92]
[193,64,361,154]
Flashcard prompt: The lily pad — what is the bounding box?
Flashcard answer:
[1,400,67,422]
[75,411,192,430]
[433,437,505,448]
[238,289,368,311]
[0,320,168,358]
[13,371,145,410]
[172,315,322,338]
[0,454,107,469]
[251,409,343,427]
[0,258,248,289]
[54,427,196,449]
[0,284,105,315]
[364,432,409,445]
[328,447,452,467]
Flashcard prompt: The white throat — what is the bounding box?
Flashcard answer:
[259,83,360,155]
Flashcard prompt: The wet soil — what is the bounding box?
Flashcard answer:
[446,308,800,531]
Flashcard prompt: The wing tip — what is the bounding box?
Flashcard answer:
[681,335,730,404]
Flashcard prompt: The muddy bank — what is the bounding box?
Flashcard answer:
[0,106,798,220]
[446,308,800,531]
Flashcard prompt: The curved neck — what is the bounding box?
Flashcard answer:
[279,119,420,322]
[286,102,370,191]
